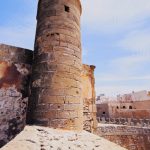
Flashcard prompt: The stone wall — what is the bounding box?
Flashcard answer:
[97,117,150,127]
[96,101,150,119]
[97,103,110,118]
[0,44,32,147]
[112,109,150,119]
[29,0,83,130]
[82,65,97,132]
[133,100,150,109]
[96,124,150,150]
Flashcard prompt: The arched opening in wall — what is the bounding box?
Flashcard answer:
[129,106,132,109]
[122,106,126,109]
[116,106,119,109]
[102,112,106,114]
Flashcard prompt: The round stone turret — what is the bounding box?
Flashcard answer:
[29,0,83,130]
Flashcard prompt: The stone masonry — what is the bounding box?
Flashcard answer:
[82,65,97,133]
[0,44,32,147]
[96,124,150,150]
[0,0,99,148]
[0,44,97,148]
[29,0,83,130]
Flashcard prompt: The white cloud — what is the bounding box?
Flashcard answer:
[96,84,150,97]
[81,0,150,32]
[112,27,150,75]
[0,3,36,50]
[117,29,150,53]
[95,53,150,96]
[0,0,38,49]
[96,74,150,82]
[111,54,150,74]
[0,24,36,50]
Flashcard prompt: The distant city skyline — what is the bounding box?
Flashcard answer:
[0,0,150,96]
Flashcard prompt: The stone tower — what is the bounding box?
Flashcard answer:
[29,0,83,130]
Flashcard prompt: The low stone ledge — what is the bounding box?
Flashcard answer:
[1,125,126,150]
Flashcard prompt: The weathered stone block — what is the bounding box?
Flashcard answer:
[0,44,33,148]
[28,0,83,131]
[82,65,97,133]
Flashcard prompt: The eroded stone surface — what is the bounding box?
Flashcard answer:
[82,65,97,133]
[1,125,127,150]
[29,0,83,130]
[0,44,32,147]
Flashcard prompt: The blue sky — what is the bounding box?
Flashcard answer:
[0,0,150,96]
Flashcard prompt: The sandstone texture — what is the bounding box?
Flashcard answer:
[29,0,83,130]
[96,124,150,150]
[82,65,97,133]
[0,44,32,147]
[1,125,127,150]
